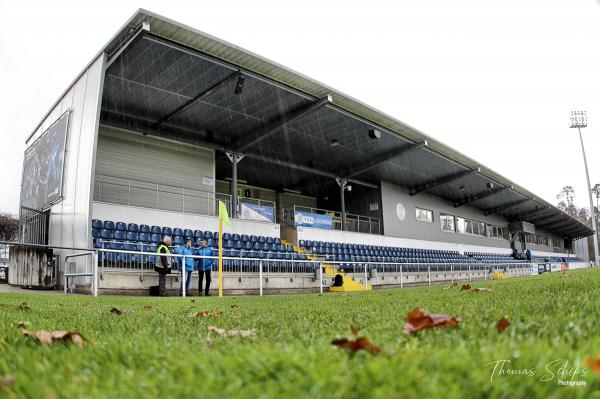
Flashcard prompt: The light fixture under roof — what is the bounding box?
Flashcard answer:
[368,129,381,139]
[330,139,339,147]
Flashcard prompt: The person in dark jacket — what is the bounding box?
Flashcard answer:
[197,238,214,296]
[155,236,172,296]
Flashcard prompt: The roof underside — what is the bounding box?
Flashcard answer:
[97,9,593,240]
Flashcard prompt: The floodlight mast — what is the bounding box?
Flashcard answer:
[570,111,599,265]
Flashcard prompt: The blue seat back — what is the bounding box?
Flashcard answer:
[126,232,138,241]
[100,229,113,239]
[173,228,183,237]
[194,230,203,238]
[151,225,161,234]
[127,223,139,232]
[139,233,150,243]
[162,227,172,236]
[184,229,194,238]
[103,220,115,230]
[173,236,184,245]
[150,234,161,244]
[139,224,150,233]
[114,230,126,241]
[92,219,103,229]
[115,222,127,231]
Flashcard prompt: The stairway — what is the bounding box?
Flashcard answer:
[284,240,372,292]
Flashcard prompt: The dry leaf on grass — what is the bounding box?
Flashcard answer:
[19,325,85,348]
[230,304,238,308]
[189,310,221,318]
[403,308,460,334]
[0,375,15,389]
[331,324,382,355]
[585,358,600,375]
[18,302,30,311]
[460,284,491,292]
[443,282,458,290]
[496,316,510,332]
[460,284,472,291]
[191,299,196,304]
[83,301,92,307]
[110,307,124,315]
[207,326,256,337]
[143,305,152,310]
[0,304,10,308]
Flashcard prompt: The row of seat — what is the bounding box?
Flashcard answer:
[92,219,281,245]
[300,240,461,255]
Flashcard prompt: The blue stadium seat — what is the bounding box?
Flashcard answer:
[103,220,115,230]
[138,232,150,243]
[207,238,214,247]
[127,223,139,233]
[100,229,113,239]
[92,219,103,229]
[114,230,126,241]
[203,231,212,240]
[151,226,161,235]
[173,236,184,245]
[126,232,138,242]
[91,229,100,238]
[162,227,173,236]
[173,228,183,237]
[194,230,203,238]
[232,234,241,242]
[116,222,127,231]
[150,234,161,244]
[184,229,193,239]
[139,224,150,234]
[266,237,274,245]
[241,234,249,242]
[223,233,231,241]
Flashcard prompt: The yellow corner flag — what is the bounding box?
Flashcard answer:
[217,201,229,297]
[218,200,230,227]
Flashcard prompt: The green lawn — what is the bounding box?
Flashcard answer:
[1,268,600,398]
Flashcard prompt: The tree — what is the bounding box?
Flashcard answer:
[557,186,577,218]
[0,212,18,241]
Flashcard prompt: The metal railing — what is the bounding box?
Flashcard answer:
[19,206,49,245]
[93,174,232,217]
[279,206,381,234]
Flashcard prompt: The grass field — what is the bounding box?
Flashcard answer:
[1,268,600,398]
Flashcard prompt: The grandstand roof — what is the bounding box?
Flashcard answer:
[33,9,594,240]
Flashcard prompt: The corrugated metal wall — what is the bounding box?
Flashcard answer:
[94,126,216,214]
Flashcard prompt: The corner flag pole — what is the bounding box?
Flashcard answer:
[218,217,223,297]
[217,200,229,298]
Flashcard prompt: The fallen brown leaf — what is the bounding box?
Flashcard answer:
[496,316,510,332]
[471,287,492,292]
[230,304,238,308]
[83,301,92,307]
[20,327,85,348]
[189,310,221,318]
[143,305,152,310]
[403,308,461,334]
[207,325,256,337]
[349,323,360,336]
[585,358,600,375]
[443,282,458,290]
[460,284,472,291]
[110,307,123,315]
[191,299,196,304]
[0,304,9,308]
[0,375,15,389]
[18,302,30,311]
[331,337,381,355]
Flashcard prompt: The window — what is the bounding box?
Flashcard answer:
[465,219,473,234]
[440,214,455,232]
[487,225,506,239]
[416,208,433,223]
[456,217,465,234]
[552,238,561,248]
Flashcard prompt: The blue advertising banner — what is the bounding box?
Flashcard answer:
[294,211,333,230]
[240,202,275,223]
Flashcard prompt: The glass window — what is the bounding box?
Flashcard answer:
[440,214,455,232]
[465,220,473,234]
[456,217,465,234]
[416,208,433,223]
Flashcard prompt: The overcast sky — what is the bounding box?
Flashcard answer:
[1,0,599,215]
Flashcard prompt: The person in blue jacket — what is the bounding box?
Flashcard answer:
[178,238,195,296]
[197,238,214,296]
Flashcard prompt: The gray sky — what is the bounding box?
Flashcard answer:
[1,0,599,215]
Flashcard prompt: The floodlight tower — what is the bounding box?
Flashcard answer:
[570,111,599,265]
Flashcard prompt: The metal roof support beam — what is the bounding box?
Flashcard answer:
[245,153,378,190]
[153,70,241,127]
[236,95,332,152]
[513,206,551,220]
[340,140,428,178]
[409,167,480,196]
[483,198,531,216]
[538,219,572,230]
[106,21,150,69]
[527,211,560,223]
[453,185,513,208]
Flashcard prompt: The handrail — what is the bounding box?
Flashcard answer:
[64,252,98,297]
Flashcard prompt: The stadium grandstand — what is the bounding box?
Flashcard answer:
[7,9,594,295]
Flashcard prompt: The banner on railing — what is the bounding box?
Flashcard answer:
[240,203,275,223]
[294,211,333,229]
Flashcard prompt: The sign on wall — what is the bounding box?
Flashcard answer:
[21,111,70,210]
[294,211,333,230]
[240,202,275,223]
